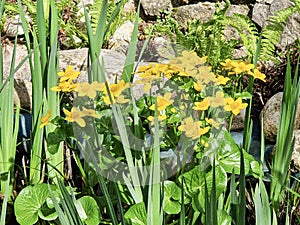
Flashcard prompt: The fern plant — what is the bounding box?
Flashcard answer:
[259,5,296,62]
[153,0,237,69]
[225,13,258,61]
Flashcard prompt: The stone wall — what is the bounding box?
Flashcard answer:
[138,0,300,48]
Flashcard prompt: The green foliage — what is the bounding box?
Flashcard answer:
[14,184,58,225]
[226,13,258,60]
[270,56,300,210]
[259,6,296,62]
[124,202,147,225]
[153,1,238,69]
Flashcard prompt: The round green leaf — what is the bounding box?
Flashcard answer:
[124,202,147,225]
[77,196,101,225]
[38,202,58,221]
[14,184,57,225]
[163,181,182,214]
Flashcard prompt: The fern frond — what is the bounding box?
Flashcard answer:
[259,6,296,62]
[226,13,258,60]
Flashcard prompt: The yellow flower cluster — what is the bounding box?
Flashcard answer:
[51,65,80,92]
[178,116,210,139]
[169,51,230,91]
[135,63,185,92]
[63,107,99,127]
[220,59,266,82]
[193,93,247,116]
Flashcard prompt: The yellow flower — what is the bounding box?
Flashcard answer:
[51,81,78,92]
[58,65,80,82]
[147,113,167,124]
[63,107,86,127]
[194,82,205,92]
[249,69,266,82]
[171,107,177,113]
[40,109,51,128]
[224,97,248,115]
[230,61,254,74]
[102,80,129,97]
[136,64,153,73]
[81,108,99,118]
[134,76,161,92]
[205,118,220,129]
[178,117,210,139]
[193,98,210,111]
[116,95,130,104]
[220,59,233,70]
[169,51,207,76]
[194,66,216,83]
[150,93,173,111]
[216,75,230,85]
[75,81,104,98]
[102,95,115,104]
[207,91,225,108]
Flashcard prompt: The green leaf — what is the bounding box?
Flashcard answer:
[77,196,101,225]
[217,209,232,225]
[124,202,147,225]
[180,164,227,211]
[38,202,58,221]
[14,184,57,225]
[214,129,259,176]
[234,91,252,99]
[163,181,181,214]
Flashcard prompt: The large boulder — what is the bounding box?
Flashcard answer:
[252,0,300,48]
[139,0,172,19]
[109,20,134,53]
[174,2,217,28]
[260,92,300,143]
[3,44,128,110]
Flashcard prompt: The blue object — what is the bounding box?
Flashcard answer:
[16,112,32,153]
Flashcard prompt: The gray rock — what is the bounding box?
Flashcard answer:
[59,48,127,83]
[3,44,129,109]
[252,0,299,48]
[14,79,32,111]
[2,44,31,82]
[260,92,282,142]
[174,2,217,28]
[109,20,134,52]
[152,36,176,63]
[123,0,136,15]
[280,11,300,48]
[292,130,300,170]
[226,4,250,17]
[140,0,172,18]
[260,92,300,143]
[252,3,270,27]
[231,108,246,131]
[4,15,25,37]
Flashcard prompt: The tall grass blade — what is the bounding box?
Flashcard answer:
[95,171,119,225]
[254,180,271,225]
[48,183,71,225]
[238,149,246,225]
[45,0,63,181]
[147,104,162,224]
[18,0,44,184]
[230,169,238,223]
[0,37,20,195]
[121,2,140,82]
[0,171,10,225]
[270,56,300,210]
